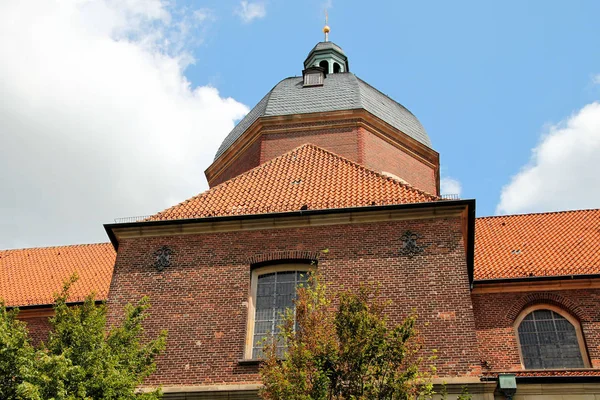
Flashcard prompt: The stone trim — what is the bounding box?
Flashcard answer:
[110,204,467,243]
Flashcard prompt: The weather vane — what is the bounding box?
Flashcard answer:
[323,10,330,42]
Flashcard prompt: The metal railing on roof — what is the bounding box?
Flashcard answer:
[440,194,460,200]
[113,215,152,224]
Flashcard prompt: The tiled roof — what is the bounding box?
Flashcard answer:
[150,144,438,221]
[0,243,116,307]
[474,209,600,280]
[215,73,431,159]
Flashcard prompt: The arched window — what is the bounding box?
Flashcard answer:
[515,305,588,369]
[319,60,329,74]
[245,264,312,359]
[333,62,341,73]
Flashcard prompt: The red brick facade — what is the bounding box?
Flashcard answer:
[472,288,600,371]
[106,215,481,386]
[361,129,438,195]
[20,315,52,346]
[260,125,360,165]
[209,137,263,187]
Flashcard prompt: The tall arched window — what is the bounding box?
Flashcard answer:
[245,264,312,359]
[515,305,588,369]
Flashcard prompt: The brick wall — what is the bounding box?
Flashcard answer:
[207,120,439,195]
[472,289,600,371]
[107,216,481,387]
[210,138,262,187]
[260,125,360,165]
[20,315,52,346]
[361,128,437,195]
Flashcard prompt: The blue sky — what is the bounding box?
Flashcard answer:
[1,0,599,248]
[183,0,600,216]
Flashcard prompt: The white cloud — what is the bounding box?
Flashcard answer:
[0,1,248,249]
[496,102,600,215]
[440,177,462,198]
[593,74,600,85]
[235,1,266,23]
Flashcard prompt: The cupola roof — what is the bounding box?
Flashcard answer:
[303,41,348,71]
[215,72,431,160]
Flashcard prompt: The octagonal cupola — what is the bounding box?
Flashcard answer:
[304,41,349,74]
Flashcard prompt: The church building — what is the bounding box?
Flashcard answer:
[2,27,600,400]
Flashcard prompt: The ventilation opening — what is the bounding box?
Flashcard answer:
[302,67,324,87]
[333,62,341,73]
[319,60,329,74]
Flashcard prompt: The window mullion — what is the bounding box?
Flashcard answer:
[550,311,562,365]
[271,273,277,342]
[531,311,546,369]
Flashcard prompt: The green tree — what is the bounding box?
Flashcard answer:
[259,273,434,400]
[0,274,167,400]
[0,303,36,399]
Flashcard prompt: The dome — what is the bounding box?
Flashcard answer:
[215,72,432,160]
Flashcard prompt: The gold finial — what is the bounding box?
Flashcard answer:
[323,10,330,42]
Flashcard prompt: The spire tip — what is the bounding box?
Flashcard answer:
[323,10,330,41]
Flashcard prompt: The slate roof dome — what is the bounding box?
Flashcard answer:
[215,73,432,159]
[214,41,432,160]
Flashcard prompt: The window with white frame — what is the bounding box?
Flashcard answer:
[245,264,311,359]
[516,305,588,369]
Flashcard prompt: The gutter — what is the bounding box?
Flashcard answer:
[7,300,102,311]
[473,273,600,286]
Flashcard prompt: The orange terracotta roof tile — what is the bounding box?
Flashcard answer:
[0,243,116,307]
[148,144,438,221]
[474,209,600,280]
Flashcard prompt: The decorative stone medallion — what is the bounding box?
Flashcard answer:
[154,246,174,271]
[400,231,425,258]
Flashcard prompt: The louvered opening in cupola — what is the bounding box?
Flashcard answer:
[302,66,325,87]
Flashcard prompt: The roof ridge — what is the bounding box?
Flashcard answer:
[152,144,326,219]
[478,208,600,220]
[354,75,418,118]
[262,77,287,116]
[349,73,364,111]
[0,242,112,253]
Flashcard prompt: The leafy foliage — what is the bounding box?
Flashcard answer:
[439,385,472,400]
[259,273,434,400]
[0,274,166,400]
[457,386,472,400]
[0,302,35,399]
